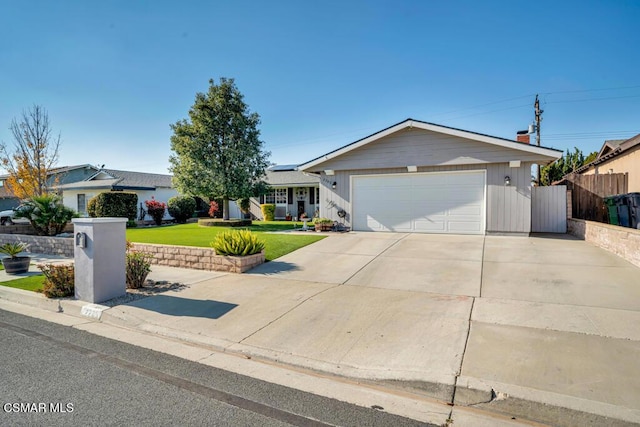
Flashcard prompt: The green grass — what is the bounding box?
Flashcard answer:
[126,221,325,261]
[1,275,45,292]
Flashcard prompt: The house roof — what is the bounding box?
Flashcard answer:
[265,169,319,187]
[573,133,640,175]
[299,118,563,171]
[54,168,173,191]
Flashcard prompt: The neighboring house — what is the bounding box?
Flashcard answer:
[0,164,98,210]
[247,165,320,220]
[298,118,562,234]
[53,168,178,220]
[571,133,640,192]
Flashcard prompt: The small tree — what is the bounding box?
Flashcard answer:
[15,195,77,236]
[167,196,196,223]
[0,105,61,199]
[208,200,219,218]
[145,198,166,226]
[169,78,270,220]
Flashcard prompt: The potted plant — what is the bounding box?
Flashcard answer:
[0,242,31,274]
[314,218,334,232]
[285,211,292,221]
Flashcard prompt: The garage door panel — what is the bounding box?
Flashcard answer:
[353,171,485,234]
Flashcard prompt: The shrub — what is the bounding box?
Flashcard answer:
[239,198,251,214]
[260,204,275,221]
[211,229,265,256]
[167,196,196,223]
[126,251,153,289]
[199,219,252,227]
[314,217,333,224]
[145,197,166,226]
[208,200,219,217]
[38,263,74,298]
[88,192,137,220]
[15,195,77,236]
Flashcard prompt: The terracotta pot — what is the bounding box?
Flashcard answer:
[2,256,31,274]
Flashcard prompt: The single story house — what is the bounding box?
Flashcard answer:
[571,133,640,192]
[0,164,99,211]
[54,168,178,220]
[298,118,562,234]
[249,165,320,220]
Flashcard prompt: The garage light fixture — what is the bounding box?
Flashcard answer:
[332,181,337,189]
[407,165,418,173]
[324,169,335,176]
[504,176,511,186]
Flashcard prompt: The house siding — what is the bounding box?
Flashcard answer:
[319,162,533,233]
[582,145,640,192]
[310,128,548,171]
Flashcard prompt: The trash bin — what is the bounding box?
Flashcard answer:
[604,196,619,226]
[626,192,640,229]
[616,194,632,228]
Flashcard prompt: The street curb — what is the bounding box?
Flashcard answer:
[2,287,639,426]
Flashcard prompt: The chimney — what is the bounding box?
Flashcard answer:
[516,130,530,144]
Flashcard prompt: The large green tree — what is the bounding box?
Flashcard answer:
[540,147,597,186]
[169,78,270,220]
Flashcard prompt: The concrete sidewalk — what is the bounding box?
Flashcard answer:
[1,234,639,426]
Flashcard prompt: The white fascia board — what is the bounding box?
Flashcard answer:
[299,119,562,171]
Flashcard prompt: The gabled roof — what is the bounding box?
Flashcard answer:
[299,118,562,171]
[264,169,319,187]
[54,168,173,191]
[596,139,625,159]
[573,133,640,175]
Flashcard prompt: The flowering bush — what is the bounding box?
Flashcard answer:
[145,197,166,226]
[38,263,74,298]
[208,200,219,217]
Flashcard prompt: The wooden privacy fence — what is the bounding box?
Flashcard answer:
[561,173,628,222]
[532,185,567,233]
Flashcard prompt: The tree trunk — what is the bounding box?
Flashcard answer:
[223,198,230,220]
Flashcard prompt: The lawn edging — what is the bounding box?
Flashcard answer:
[131,243,264,273]
[567,218,640,268]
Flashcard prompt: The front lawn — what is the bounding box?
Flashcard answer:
[126,221,324,261]
[1,275,45,292]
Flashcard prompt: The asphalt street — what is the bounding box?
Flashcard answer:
[0,309,430,427]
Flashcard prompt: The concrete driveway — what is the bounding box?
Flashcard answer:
[103,232,640,425]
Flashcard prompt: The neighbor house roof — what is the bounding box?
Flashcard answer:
[54,169,173,191]
[264,168,319,187]
[573,133,640,175]
[299,118,563,171]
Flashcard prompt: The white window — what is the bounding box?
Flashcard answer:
[265,189,287,204]
[77,194,86,214]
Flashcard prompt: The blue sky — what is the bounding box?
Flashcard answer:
[1,0,639,174]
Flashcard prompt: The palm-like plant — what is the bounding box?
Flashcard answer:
[15,195,78,236]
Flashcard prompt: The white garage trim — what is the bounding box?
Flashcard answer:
[350,170,486,234]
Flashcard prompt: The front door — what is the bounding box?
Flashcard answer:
[297,200,305,218]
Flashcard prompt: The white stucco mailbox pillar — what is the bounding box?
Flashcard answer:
[72,217,127,303]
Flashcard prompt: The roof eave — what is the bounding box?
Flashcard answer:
[299,118,562,171]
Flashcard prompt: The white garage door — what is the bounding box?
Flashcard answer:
[352,171,486,234]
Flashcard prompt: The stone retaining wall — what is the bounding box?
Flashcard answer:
[131,243,264,273]
[568,218,640,268]
[0,234,264,273]
[0,234,74,257]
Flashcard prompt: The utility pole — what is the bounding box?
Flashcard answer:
[534,94,543,184]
